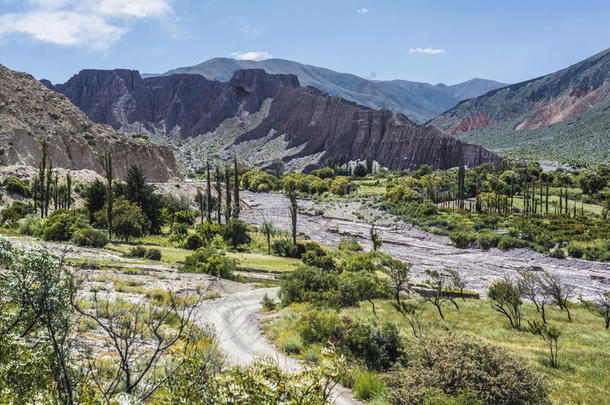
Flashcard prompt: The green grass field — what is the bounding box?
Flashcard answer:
[265,298,610,405]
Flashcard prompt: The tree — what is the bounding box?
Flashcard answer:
[102,152,113,240]
[383,256,412,306]
[214,166,222,224]
[488,277,523,329]
[353,163,367,177]
[421,269,459,321]
[457,158,465,209]
[447,269,468,300]
[233,157,240,219]
[579,291,610,329]
[222,219,251,249]
[224,164,232,223]
[108,197,148,242]
[528,320,561,368]
[259,220,277,254]
[539,272,575,322]
[206,161,212,223]
[286,184,298,244]
[83,179,106,224]
[194,187,205,225]
[125,165,163,234]
[74,290,200,402]
[37,139,49,218]
[517,269,542,313]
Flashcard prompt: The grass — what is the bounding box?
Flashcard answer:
[350,367,386,401]
[266,299,610,405]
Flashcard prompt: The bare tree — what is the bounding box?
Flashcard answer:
[517,269,542,312]
[393,300,424,337]
[528,320,561,368]
[579,291,610,329]
[421,269,459,321]
[447,269,468,300]
[539,272,576,322]
[74,291,200,402]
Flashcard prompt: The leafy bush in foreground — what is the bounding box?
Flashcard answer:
[182,247,237,279]
[384,333,549,405]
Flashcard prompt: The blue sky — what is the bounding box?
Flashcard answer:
[0,0,608,85]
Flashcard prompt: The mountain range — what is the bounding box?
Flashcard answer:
[0,64,181,182]
[150,58,507,123]
[431,48,610,166]
[43,68,500,173]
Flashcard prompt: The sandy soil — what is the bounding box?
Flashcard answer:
[240,191,610,300]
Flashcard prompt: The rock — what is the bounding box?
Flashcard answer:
[0,64,181,182]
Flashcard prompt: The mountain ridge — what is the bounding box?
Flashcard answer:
[152,57,506,123]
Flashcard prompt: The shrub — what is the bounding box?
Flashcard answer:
[261,293,277,311]
[197,221,223,244]
[337,237,363,252]
[71,227,109,248]
[3,176,30,197]
[241,170,279,192]
[549,248,565,259]
[273,239,305,258]
[145,248,162,261]
[297,309,342,345]
[18,214,43,236]
[488,277,523,329]
[126,246,146,258]
[476,232,501,249]
[278,266,338,306]
[449,230,477,248]
[184,234,204,250]
[41,210,88,241]
[311,167,335,179]
[497,236,528,250]
[301,242,336,271]
[171,222,189,236]
[174,210,195,225]
[567,244,584,258]
[330,176,356,196]
[351,367,386,401]
[182,247,237,279]
[221,219,251,249]
[279,333,303,354]
[384,334,549,405]
[341,319,402,370]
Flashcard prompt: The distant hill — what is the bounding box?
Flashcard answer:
[45,68,500,173]
[0,64,181,182]
[430,48,610,166]
[153,58,506,123]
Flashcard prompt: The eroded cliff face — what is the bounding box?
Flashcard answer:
[238,86,501,171]
[47,68,500,172]
[0,64,181,182]
[48,68,300,139]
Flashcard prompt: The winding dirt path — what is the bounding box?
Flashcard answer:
[195,287,362,405]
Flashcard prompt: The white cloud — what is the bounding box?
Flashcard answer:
[409,47,446,55]
[230,51,272,61]
[356,8,368,14]
[0,0,173,51]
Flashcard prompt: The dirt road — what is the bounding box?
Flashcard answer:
[240,191,610,300]
[195,287,362,405]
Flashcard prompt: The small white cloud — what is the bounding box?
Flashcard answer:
[230,51,272,61]
[356,7,368,14]
[409,47,446,55]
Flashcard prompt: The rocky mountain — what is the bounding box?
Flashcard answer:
[45,68,500,172]
[0,64,181,182]
[154,58,506,123]
[430,48,610,165]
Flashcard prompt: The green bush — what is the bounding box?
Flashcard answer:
[497,236,528,250]
[184,234,204,250]
[18,214,43,236]
[311,167,335,179]
[197,221,223,244]
[476,232,501,249]
[278,266,339,306]
[171,222,189,236]
[337,237,363,252]
[221,219,251,249]
[423,391,482,405]
[279,333,304,354]
[301,242,336,271]
[182,247,237,279]
[449,230,477,248]
[273,239,305,258]
[384,333,549,405]
[3,176,30,197]
[241,170,280,192]
[567,244,584,258]
[41,210,88,241]
[340,319,402,370]
[71,227,109,248]
[297,309,342,345]
[330,176,356,196]
[261,293,277,311]
[145,248,162,261]
[351,367,386,401]
[126,246,146,258]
